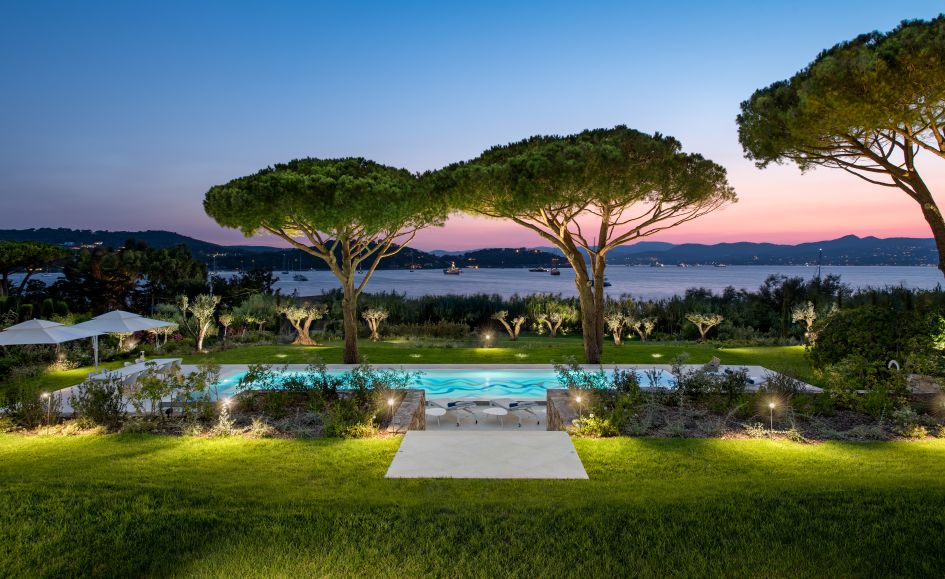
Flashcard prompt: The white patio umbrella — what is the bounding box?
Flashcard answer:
[0,319,101,346]
[73,311,176,369]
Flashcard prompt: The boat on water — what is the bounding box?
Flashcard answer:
[292,273,309,281]
[443,261,462,275]
[714,263,728,268]
[549,267,560,276]
[677,263,689,268]
[650,262,664,268]
[529,266,548,272]
[590,277,612,287]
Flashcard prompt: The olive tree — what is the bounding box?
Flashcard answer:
[532,301,578,338]
[604,311,626,345]
[628,316,656,342]
[362,308,389,341]
[686,313,724,342]
[279,302,328,346]
[738,16,945,277]
[791,301,817,344]
[205,158,449,363]
[218,312,234,349]
[492,310,526,341]
[179,294,220,353]
[437,126,734,362]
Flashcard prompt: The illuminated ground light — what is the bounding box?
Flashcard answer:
[409,354,422,358]
[651,353,663,359]
[275,354,288,358]
[515,353,528,359]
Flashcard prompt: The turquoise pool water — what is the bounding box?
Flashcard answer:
[214,368,676,400]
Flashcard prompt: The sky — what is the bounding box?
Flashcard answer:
[0,0,943,250]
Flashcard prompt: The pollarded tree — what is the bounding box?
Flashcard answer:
[532,301,578,338]
[738,16,945,277]
[686,313,724,342]
[279,302,328,346]
[179,294,220,353]
[791,301,817,344]
[205,158,449,363]
[492,310,527,341]
[628,316,656,342]
[0,241,68,298]
[362,308,389,341]
[218,312,234,349]
[438,126,735,363]
[604,311,626,345]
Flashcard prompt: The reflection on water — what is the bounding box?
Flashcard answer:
[16,265,943,301]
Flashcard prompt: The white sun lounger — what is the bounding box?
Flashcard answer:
[428,399,479,427]
[490,399,542,427]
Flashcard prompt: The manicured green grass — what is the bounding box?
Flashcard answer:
[190,336,809,371]
[2,337,813,398]
[0,361,125,398]
[2,434,943,576]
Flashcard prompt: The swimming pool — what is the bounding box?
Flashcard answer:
[213,368,677,400]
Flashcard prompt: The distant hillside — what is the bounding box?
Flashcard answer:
[0,228,563,270]
[1,229,936,268]
[0,228,278,254]
[451,248,563,268]
[623,235,938,266]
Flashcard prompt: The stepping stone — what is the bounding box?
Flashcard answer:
[385,431,588,479]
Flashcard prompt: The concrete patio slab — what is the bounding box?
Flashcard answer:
[385,431,588,479]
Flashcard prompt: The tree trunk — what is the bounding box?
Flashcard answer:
[196,327,206,352]
[341,290,359,363]
[14,270,34,297]
[291,319,316,346]
[591,255,606,356]
[574,281,600,363]
[914,187,945,279]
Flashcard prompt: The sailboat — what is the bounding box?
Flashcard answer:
[549,257,561,276]
[292,256,308,281]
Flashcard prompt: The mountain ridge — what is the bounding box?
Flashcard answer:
[0,228,937,268]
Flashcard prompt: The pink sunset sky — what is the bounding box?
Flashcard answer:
[1,2,942,251]
[193,158,945,251]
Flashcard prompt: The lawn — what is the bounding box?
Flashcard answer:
[3,337,814,399]
[2,434,943,577]
[184,336,808,372]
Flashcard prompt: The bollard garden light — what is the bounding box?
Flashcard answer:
[41,392,51,434]
[768,401,776,433]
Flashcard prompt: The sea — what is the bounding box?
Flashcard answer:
[14,266,943,301]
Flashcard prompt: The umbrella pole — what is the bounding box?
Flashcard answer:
[93,335,99,371]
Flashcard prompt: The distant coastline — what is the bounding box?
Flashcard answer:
[0,228,938,270]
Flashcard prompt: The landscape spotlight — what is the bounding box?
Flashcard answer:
[768,401,776,432]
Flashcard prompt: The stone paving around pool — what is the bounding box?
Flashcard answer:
[424,398,547,431]
[385,431,589,479]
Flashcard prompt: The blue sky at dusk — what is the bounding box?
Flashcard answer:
[1,1,942,249]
